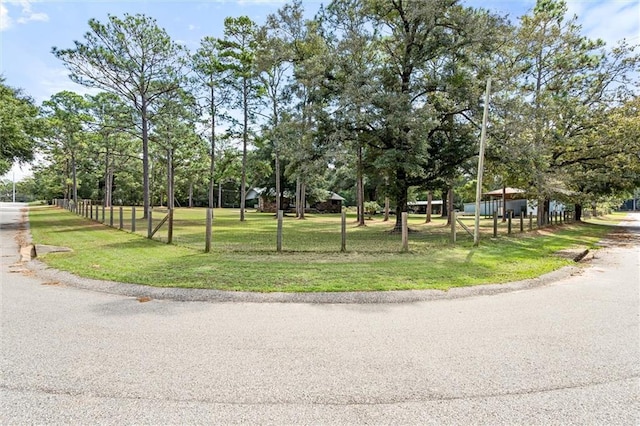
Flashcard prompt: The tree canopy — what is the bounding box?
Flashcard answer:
[4,0,637,225]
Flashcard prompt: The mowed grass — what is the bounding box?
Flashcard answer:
[27,205,614,292]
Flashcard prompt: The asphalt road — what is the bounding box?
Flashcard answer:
[1,202,639,425]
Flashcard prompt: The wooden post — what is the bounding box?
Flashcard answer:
[277,210,283,252]
[101,205,105,223]
[147,208,153,239]
[474,78,491,246]
[529,214,533,231]
[109,206,114,227]
[508,210,512,234]
[402,212,409,252]
[205,208,212,253]
[451,211,457,244]
[119,206,124,229]
[520,212,524,232]
[167,208,173,244]
[341,210,347,252]
[131,207,136,232]
[493,210,498,238]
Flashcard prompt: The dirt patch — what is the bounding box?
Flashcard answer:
[554,247,589,262]
[597,226,640,248]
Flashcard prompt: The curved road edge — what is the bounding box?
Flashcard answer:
[14,205,638,304]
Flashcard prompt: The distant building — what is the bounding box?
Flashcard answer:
[463,187,565,217]
[407,200,444,215]
[246,188,344,213]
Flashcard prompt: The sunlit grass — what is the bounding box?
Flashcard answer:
[28,205,615,292]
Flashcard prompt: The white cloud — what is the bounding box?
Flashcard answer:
[17,11,48,24]
[1,0,48,31]
[567,0,640,46]
[0,4,13,31]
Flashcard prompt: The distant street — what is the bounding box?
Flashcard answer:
[1,202,639,424]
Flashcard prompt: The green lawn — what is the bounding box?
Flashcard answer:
[27,205,616,292]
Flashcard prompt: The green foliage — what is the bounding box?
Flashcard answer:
[363,201,380,219]
[487,0,639,213]
[0,79,40,175]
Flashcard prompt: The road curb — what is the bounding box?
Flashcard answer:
[26,259,584,304]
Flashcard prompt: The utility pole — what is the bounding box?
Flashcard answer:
[474,78,492,246]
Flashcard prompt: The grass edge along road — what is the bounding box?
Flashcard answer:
[27,206,618,293]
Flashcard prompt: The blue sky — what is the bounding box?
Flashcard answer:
[1,0,638,180]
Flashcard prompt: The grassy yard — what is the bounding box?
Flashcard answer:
[27,205,617,292]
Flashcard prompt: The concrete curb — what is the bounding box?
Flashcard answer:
[26,259,584,304]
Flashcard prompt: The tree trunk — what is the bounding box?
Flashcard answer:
[240,77,248,222]
[209,82,216,210]
[275,147,281,213]
[501,185,507,222]
[537,198,545,226]
[446,187,453,226]
[142,99,150,219]
[426,191,432,223]
[104,145,110,208]
[575,203,582,221]
[71,152,78,204]
[356,142,365,226]
[384,196,390,222]
[299,181,306,220]
[167,149,174,210]
[393,169,408,231]
[295,178,301,218]
[188,182,193,208]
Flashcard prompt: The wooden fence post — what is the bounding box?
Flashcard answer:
[341,210,346,252]
[402,212,409,252]
[277,210,283,252]
[205,208,212,253]
[147,208,153,239]
[508,210,512,234]
[119,206,124,230]
[493,210,498,238]
[529,214,533,231]
[109,206,114,227]
[131,207,136,233]
[520,212,524,232]
[101,205,105,223]
[451,211,457,244]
